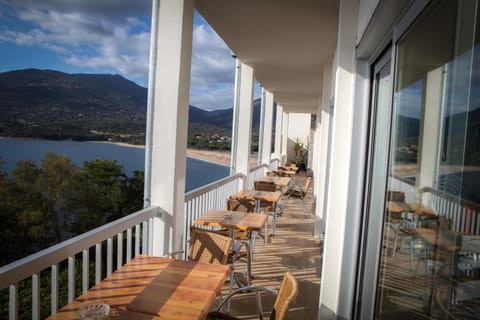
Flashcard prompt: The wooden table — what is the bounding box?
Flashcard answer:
[231,189,282,203]
[48,255,230,320]
[193,210,268,286]
[273,169,296,177]
[193,210,267,232]
[412,228,460,252]
[386,201,435,215]
[256,176,291,188]
[231,189,282,235]
[386,201,437,227]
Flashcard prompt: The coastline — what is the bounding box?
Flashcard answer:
[1,137,243,167]
[96,141,233,166]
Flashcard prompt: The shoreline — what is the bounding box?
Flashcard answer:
[1,136,233,166]
[0,137,261,167]
[94,141,234,166]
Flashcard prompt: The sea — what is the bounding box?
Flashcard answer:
[0,138,229,192]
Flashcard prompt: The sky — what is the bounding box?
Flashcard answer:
[0,0,259,110]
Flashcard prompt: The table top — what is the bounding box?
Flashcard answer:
[412,228,459,252]
[386,201,436,215]
[256,176,291,187]
[48,255,230,320]
[274,169,296,177]
[231,189,282,203]
[193,210,268,232]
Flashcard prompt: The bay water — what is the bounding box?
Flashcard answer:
[0,138,229,192]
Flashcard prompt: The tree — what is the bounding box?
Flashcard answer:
[123,170,144,213]
[72,159,127,233]
[36,152,82,243]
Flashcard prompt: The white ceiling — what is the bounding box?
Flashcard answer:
[196,0,339,114]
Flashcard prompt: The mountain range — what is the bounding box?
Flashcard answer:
[0,69,263,145]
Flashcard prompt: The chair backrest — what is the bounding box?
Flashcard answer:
[226,198,255,212]
[383,222,400,257]
[303,177,312,194]
[270,271,298,320]
[188,227,233,265]
[387,190,406,202]
[273,170,288,177]
[255,181,276,192]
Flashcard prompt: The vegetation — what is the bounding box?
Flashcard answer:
[0,153,144,266]
[0,153,145,318]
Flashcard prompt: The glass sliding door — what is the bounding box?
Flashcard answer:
[371,0,480,319]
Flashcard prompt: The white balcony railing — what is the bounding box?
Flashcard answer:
[390,175,480,234]
[0,206,163,319]
[184,173,244,255]
[0,156,281,319]
[247,164,269,189]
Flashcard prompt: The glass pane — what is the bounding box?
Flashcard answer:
[376,0,480,318]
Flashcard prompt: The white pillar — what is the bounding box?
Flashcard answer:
[319,0,359,318]
[232,62,254,188]
[230,58,241,175]
[417,66,444,196]
[274,105,284,160]
[147,0,194,256]
[314,64,332,236]
[260,90,274,166]
[281,112,289,165]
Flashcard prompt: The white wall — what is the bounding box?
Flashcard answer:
[319,0,359,318]
[285,113,311,164]
[357,0,380,41]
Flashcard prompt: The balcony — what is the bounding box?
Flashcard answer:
[0,162,322,319]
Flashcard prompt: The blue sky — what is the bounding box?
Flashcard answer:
[0,0,258,110]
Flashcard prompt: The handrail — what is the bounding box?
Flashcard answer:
[0,206,162,289]
[249,163,270,173]
[392,174,415,186]
[419,186,480,212]
[185,173,245,201]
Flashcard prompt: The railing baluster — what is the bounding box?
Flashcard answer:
[9,284,17,320]
[95,243,101,284]
[148,217,154,256]
[82,249,89,293]
[32,273,40,320]
[127,228,132,262]
[68,256,75,303]
[142,221,148,255]
[51,264,58,313]
[135,224,140,256]
[107,238,113,276]
[117,232,123,269]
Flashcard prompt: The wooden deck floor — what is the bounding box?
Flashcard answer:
[208,175,442,319]
[211,175,322,319]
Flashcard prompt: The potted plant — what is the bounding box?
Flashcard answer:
[293,138,306,171]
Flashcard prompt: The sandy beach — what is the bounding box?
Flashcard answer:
[90,140,252,167]
[187,149,231,166]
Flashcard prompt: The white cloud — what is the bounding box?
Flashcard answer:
[191,24,235,89]
[0,2,150,83]
[0,1,238,109]
[190,85,235,111]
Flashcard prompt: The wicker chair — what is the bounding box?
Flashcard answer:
[208,198,256,288]
[187,227,233,265]
[284,177,312,216]
[254,181,278,236]
[206,271,298,320]
[266,171,277,177]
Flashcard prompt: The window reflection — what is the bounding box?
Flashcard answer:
[377,0,480,318]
